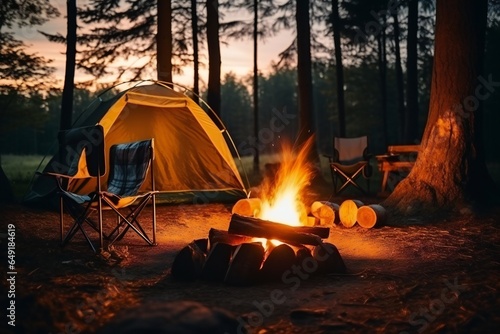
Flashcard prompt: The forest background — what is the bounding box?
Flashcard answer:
[1,0,499,176]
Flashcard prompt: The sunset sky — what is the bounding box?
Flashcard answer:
[15,3,295,89]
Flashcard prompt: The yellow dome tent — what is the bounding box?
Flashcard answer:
[25,81,248,204]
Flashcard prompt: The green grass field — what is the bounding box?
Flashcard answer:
[2,154,499,202]
[1,154,48,200]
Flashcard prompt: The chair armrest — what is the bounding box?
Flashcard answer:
[35,171,70,191]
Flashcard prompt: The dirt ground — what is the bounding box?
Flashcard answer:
[1,187,500,334]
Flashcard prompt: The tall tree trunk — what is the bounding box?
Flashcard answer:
[377,26,388,148]
[332,0,346,137]
[207,0,221,117]
[467,0,495,201]
[0,161,14,203]
[385,0,494,216]
[296,0,318,162]
[157,0,172,83]
[60,0,77,131]
[191,0,199,99]
[252,0,260,173]
[392,5,406,142]
[405,0,419,143]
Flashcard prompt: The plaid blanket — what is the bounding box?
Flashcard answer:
[107,139,152,197]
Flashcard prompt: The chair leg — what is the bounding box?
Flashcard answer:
[59,197,103,253]
[60,196,64,243]
[333,168,368,196]
[105,198,155,246]
[152,194,157,245]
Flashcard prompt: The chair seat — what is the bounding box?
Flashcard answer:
[331,161,368,176]
[62,190,93,205]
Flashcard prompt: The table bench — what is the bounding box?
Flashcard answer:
[376,144,420,193]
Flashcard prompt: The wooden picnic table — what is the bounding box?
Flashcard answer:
[376,145,420,193]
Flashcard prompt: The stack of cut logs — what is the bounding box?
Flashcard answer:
[337,200,387,228]
[229,198,386,229]
[171,201,347,285]
[171,198,386,285]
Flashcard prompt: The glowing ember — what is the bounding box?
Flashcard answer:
[258,137,316,227]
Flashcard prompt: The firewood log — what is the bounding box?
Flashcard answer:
[171,239,207,281]
[339,199,364,228]
[312,242,346,274]
[208,228,252,247]
[228,214,329,246]
[260,243,296,282]
[357,204,387,228]
[293,246,313,266]
[310,201,339,226]
[224,242,265,286]
[200,242,233,282]
[231,198,262,217]
[307,216,319,226]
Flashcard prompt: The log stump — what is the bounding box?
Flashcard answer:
[231,198,262,217]
[224,242,265,286]
[200,242,233,282]
[357,204,387,228]
[294,246,313,266]
[310,201,339,226]
[260,243,296,282]
[339,199,364,228]
[171,240,207,281]
[312,243,346,274]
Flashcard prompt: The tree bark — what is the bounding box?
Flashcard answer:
[377,28,388,149]
[296,0,319,162]
[59,0,77,131]
[384,0,494,216]
[253,0,260,173]
[191,0,199,99]
[405,0,419,143]
[392,5,406,141]
[157,0,172,83]
[332,0,346,137]
[206,0,221,117]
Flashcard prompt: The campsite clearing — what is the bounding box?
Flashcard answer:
[2,195,499,333]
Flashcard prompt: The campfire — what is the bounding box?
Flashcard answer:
[171,138,383,285]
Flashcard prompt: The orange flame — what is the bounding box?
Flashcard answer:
[257,136,316,227]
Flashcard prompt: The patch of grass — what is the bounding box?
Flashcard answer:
[1,154,48,200]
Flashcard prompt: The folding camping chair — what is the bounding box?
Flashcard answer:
[325,136,372,195]
[42,124,106,253]
[103,139,158,247]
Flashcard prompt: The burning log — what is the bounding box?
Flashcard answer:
[208,228,253,246]
[171,239,207,281]
[200,242,233,282]
[224,242,265,286]
[310,201,340,226]
[312,243,346,274]
[339,200,364,228]
[293,245,313,265]
[228,214,329,246]
[356,204,387,228]
[260,243,296,282]
[231,198,262,217]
